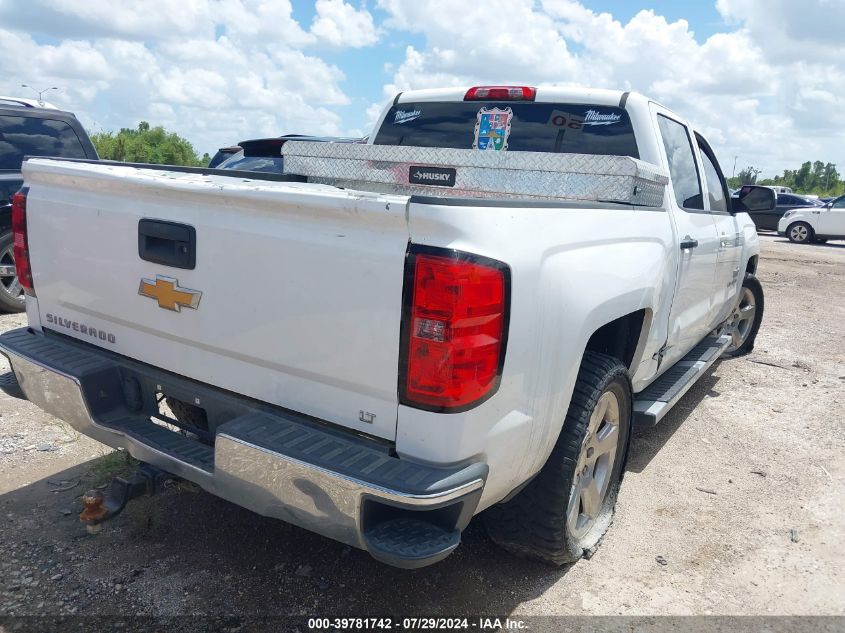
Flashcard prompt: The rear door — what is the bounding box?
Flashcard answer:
[697,134,743,323]
[24,160,410,440]
[652,107,721,367]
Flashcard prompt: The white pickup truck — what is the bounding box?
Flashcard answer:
[1,86,774,568]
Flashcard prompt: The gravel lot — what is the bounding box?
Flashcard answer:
[0,234,843,620]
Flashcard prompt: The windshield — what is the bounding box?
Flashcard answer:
[374,101,639,158]
[217,153,284,173]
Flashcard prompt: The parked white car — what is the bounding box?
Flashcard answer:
[1,86,775,568]
[778,194,845,243]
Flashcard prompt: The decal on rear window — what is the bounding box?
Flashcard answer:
[473,107,512,151]
[394,109,422,124]
[582,109,622,126]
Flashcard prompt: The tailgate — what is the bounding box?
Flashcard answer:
[22,159,410,440]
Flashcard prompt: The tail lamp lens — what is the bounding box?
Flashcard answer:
[402,250,509,411]
[11,189,33,293]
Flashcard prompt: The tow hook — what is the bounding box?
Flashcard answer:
[80,462,177,534]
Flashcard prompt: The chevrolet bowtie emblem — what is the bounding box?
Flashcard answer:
[138,275,202,312]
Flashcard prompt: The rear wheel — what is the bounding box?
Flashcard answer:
[723,274,764,357]
[484,352,631,565]
[0,231,25,313]
[787,222,813,244]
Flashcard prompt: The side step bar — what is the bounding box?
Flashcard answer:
[633,334,731,427]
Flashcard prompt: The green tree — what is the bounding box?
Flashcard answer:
[731,165,761,186]
[756,161,842,197]
[91,122,206,167]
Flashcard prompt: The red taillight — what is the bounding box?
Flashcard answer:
[401,248,509,411]
[464,86,536,101]
[11,188,34,294]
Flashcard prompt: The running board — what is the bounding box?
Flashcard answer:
[633,334,731,427]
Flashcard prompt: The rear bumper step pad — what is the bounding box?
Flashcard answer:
[0,327,486,568]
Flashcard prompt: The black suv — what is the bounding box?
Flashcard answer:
[0,99,97,312]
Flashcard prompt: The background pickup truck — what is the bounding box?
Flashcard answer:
[0,86,774,569]
[0,99,98,313]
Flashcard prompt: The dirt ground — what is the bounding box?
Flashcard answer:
[0,234,843,621]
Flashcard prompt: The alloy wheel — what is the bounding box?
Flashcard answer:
[725,287,756,353]
[567,390,621,539]
[789,224,809,242]
[0,242,21,302]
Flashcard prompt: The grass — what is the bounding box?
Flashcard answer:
[89,449,138,486]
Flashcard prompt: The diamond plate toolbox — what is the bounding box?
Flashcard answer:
[281,141,669,206]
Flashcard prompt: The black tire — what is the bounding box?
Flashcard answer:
[723,274,764,358]
[0,231,25,313]
[786,221,814,244]
[165,396,209,431]
[483,352,631,565]
[0,371,26,400]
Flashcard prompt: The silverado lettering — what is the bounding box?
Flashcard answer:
[45,313,116,344]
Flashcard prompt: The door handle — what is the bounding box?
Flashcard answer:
[138,219,196,270]
[680,237,699,250]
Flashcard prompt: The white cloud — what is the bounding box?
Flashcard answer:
[311,0,380,47]
[0,0,360,154]
[0,0,214,40]
[379,0,578,93]
[716,0,844,63]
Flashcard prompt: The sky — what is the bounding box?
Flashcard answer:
[0,0,842,177]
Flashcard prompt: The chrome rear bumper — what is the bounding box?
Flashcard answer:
[0,328,486,568]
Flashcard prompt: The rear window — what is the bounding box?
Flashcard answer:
[373,102,639,158]
[0,115,88,170]
[217,154,284,173]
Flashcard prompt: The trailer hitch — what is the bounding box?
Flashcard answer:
[80,462,177,534]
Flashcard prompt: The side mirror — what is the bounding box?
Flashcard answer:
[733,185,776,214]
[824,202,832,209]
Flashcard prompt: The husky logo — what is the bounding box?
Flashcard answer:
[409,166,457,187]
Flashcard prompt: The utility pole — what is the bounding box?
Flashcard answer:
[732,156,738,179]
[20,84,58,106]
[825,164,836,192]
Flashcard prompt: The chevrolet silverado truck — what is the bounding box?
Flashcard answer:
[0,86,774,568]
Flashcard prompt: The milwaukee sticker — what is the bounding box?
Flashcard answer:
[582,109,622,126]
[409,166,457,187]
[394,109,422,124]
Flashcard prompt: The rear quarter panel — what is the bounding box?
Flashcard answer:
[400,199,675,509]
